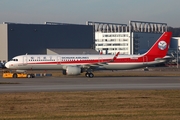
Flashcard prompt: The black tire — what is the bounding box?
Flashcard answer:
[89,73,94,78]
[13,73,18,78]
[27,74,32,78]
[85,73,89,77]
[31,74,35,78]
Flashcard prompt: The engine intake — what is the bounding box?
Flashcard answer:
[64,66,82,75]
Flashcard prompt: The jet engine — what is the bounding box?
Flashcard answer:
[63,66,82,75]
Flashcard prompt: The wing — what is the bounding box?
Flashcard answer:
[82,52,120,68]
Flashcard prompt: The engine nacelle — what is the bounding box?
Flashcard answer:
[65,66,81,75]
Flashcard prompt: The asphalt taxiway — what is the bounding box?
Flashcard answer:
[0,76,180,93]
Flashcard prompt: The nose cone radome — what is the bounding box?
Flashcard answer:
[5,62,9,68]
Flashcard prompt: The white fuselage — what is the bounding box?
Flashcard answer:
[5,54,165,70]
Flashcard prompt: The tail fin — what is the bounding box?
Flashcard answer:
[144,32,172,58]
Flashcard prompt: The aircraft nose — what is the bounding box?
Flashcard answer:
[5,62,9,68]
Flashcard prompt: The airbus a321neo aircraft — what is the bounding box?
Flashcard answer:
[5,32,172,78]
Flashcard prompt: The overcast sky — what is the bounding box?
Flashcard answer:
[0,0,179,27]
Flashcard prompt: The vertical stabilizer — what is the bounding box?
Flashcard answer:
[144,32,172,58]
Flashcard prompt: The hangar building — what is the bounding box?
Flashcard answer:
[0,22,94,62]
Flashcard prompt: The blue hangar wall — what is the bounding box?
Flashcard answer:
[7,24,93,60]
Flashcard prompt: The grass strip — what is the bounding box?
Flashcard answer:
[0,90,180,120]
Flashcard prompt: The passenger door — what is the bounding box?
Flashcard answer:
[23,56,27,65]
[57,56,61,65]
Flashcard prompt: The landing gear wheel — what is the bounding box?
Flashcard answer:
[85,73,94,78]
[89,73,94,78]
[27,74,32,78]
[85,73,89,77]
[13,73,17,78]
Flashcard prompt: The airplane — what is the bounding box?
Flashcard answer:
[5,32,172,78]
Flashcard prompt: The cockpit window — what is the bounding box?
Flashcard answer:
[11,59,18,61]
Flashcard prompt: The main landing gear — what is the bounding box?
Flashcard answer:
[85,72,94,78]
